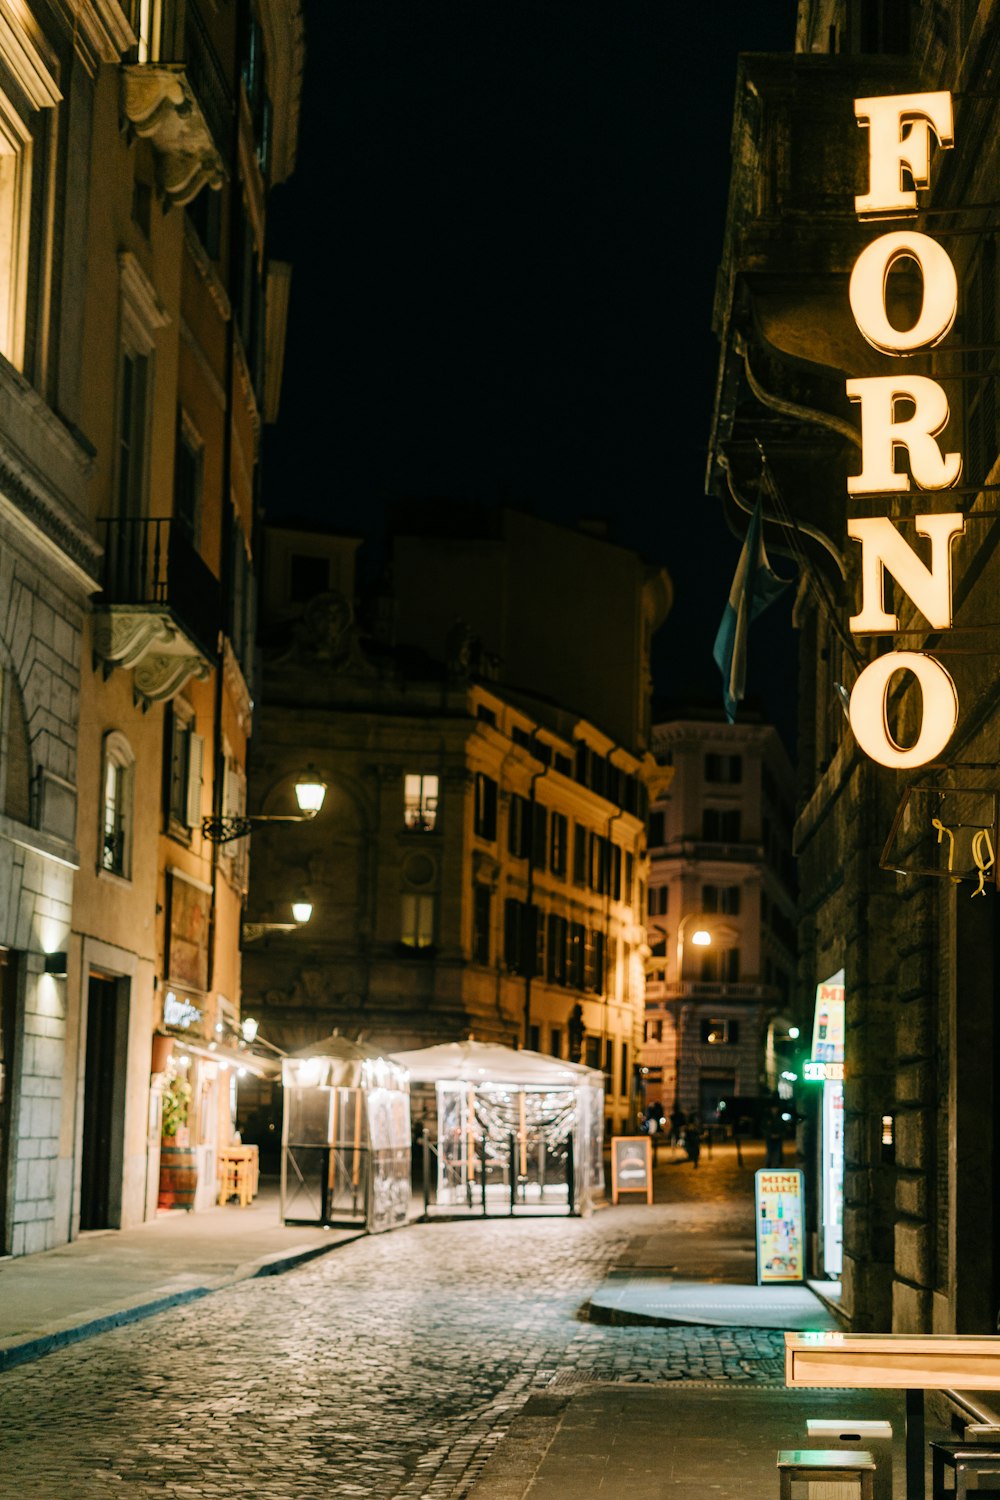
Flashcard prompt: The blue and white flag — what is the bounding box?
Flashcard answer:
[712,500,790,723]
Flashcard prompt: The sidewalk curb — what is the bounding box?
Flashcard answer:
[0,1229,368,1374]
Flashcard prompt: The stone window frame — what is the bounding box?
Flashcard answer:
[114,252,168,521]
[99,729,135,880]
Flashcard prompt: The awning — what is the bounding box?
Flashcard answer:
[170,1036,280,1078]
[390,1040,603,1088]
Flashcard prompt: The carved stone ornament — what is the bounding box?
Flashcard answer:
[290,591,375,675]
[121,65,225,208]
[92,605,211,704]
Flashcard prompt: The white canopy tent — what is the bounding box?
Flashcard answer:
[281,1035,410,1233]
[391,1041,604,1216]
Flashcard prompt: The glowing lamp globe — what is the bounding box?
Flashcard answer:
[291,902,313,925]
[294,770,326,815]
[691,929,712,947]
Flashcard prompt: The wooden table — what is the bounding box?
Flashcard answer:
[786,1332,1000,1499]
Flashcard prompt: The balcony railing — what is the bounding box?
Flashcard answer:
[645,981,779,1004]
[656,838,764,863]
[99,517,220,663]
[181,7,234,160]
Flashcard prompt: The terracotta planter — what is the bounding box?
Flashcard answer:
[158,1143,198,1210]
[150,1032,174,1074]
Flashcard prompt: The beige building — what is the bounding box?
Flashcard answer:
[0,1,302,1255]
[640,713,796,1121]
[243,513,672,1136]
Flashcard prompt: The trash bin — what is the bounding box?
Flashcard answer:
[806,1419,893,1500]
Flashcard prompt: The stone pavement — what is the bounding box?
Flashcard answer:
[0,1141,922,1498]
[0,1180,362,1370]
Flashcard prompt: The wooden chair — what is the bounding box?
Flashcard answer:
[931,1442,1000,1498]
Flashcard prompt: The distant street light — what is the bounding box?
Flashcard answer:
[203,766,327,844]
[242,902,314,944]
[676,912,713,982]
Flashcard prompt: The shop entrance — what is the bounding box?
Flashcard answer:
[699,1071,735,1124]
[80,974,126,1230]
[0,950,18,1252]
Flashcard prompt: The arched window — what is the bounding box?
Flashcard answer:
[0,666,31,824]
[101,732,136,878]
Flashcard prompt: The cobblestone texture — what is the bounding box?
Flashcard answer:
[0,1197,783,1500]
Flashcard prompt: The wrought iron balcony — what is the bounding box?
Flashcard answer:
[93,518,220,704]
[121,11,233,207]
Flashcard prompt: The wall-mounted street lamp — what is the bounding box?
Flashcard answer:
[203,768,327,844]
[242,901,314,945]
[676,912,713,982]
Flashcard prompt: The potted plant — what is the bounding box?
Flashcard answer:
[158,1069,197,1210]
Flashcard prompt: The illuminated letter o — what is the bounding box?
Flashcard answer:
[850,231,958,355]
[849,650,958,769]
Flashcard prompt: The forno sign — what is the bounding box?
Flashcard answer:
[845,91,969,770]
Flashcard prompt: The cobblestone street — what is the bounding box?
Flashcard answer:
[0,1148,787,1499]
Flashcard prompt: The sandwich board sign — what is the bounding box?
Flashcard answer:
[755,1168,805,1283]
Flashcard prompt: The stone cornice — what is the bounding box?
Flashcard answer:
[257,0,304,184]
[0,6,61,108]
[53,0,135,71]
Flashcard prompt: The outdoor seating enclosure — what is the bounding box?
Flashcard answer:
[391,1041,604,1215]
[281,1036,410,1232]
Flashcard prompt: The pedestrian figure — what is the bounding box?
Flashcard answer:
[670,1106,686,1148]
[764,1105,784,1168]
[682,1115,702,1168]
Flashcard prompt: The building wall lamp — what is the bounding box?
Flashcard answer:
[203,769,327,844]
[242,901,313,945]
[43,951,69,977]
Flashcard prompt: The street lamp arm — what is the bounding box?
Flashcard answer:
[202,810,320,844]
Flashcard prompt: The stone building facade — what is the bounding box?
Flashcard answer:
[0,1,302,1256]
[710,1,1000,1326]
[242,512,672,1137]
[640,712,797,1122]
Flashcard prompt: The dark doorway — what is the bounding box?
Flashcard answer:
[80,975,123,1231]
[0,950,18,1252]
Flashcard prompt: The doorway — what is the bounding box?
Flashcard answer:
[0,950,18,1252]
[80,974,126,1230]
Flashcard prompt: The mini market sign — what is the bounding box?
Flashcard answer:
[845,91,969,769]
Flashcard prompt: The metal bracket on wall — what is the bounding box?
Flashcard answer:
[880,783,1000,891]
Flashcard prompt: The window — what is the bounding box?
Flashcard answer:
[220,751,248,892]
[401,893,435,949]
[549,1026,562,1059]
[621,1042,629,1093]
[528,1024,541,1053]
[472,885,491,964]
[404,774,438,831]
[705,753,742,784]
[703,807,742,841]
[174,412,203,545]
[0,22,59,372]
[504,900,540,976]
[611,845,623,900]
[289,553,330,603]
[588,832,610,894]
[226,512,256,685]
[116,347,151,520]
[550,811,568,877]
[646,1019,663,1043]
[128,0,163,61]
[648,886,669,918]
[476,704,497,727]
[531,803,548,868]
[100,732,135,877]
[700,948,741,983]
[569,923,586,989]
[508,793,530,857]
[0,666,30,823]
[572,822,587,886]
[165,704,203,834]
[702,1019,740,1045]
[474,773,498,841]
[186,187,221,259]
[546,913,568,984]
[703,884,741,916]
[624,852,634,906]
[603,1038,613,1089]
[584,1036,600,1070]
[648,810,665,846]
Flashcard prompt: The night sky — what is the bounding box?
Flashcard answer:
[265,0,799,743]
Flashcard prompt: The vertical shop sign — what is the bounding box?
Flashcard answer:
[846,92,968,768]
[755,1168,805,1283]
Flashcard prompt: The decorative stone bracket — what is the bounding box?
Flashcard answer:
[93,605,212,707]
[121,64,225,207]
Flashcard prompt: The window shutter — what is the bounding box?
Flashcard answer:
[185,732,204,828]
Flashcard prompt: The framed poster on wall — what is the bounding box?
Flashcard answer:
[755,1168,805,1283]
[166,867,211,993]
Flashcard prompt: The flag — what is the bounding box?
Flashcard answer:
[712,500,790,723]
